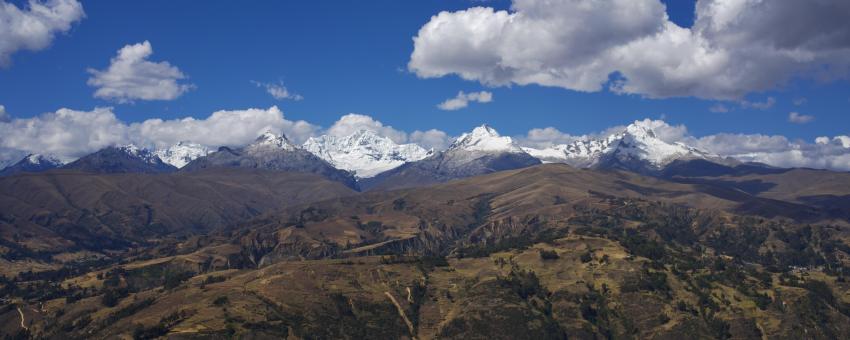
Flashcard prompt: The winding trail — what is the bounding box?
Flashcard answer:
[384,291,416,339]
[17,306,27,331]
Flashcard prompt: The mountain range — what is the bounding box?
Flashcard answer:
[360,125,541,190]
[522,120,728,174]
[0,121,836,191]
[303,129,431,178]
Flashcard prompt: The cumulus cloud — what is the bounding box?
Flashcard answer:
[131,106,319,148]
[251,81,303,101]
[0,106,318,162]
[0,107,128,161]
[409,0,850,100]
[87,41,193,103]
[516,127,579,149]
[675,126,850,171]
[437,91,493,110]
[788,112,814,124]
[325,114,409,143]
[0,0,84,67]
[410,129,452,150]
[323,114,453,150]
[0,104,458,166]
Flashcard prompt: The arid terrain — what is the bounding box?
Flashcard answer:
[2,164,850,339]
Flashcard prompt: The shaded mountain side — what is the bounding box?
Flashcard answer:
[182,133,358,190]
[0,154,63,177]
[661,159,850,214]
[661,159,791,178]
[361,151,541,191]
[223,164,847,266]
[0,168,356,255]
[61,146,177,174]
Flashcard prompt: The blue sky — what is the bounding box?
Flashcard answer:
[0,0,847,141]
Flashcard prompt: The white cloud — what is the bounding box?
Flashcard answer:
[437,91,493,110]
[0,107,128,161]
[788,112,814,124]
[709,103,729,113]
[0,106,318,162]
[793,97,808,106]
[681,130,850,171]
[410,129,452,150]
[516,127,578,149]
[87,41,193,103]
[325,113,409,144]
[324,114,453,150]
[0,105,457,165]
[251,81,303,101]
[0,0,84,67]
[131,106,319,148]
[740,97,776,110]
[409,0,850,100]
[635,119,690,143]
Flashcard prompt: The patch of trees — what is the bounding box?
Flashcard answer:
[392,198,407,211]
[499,268,546,301]
[456,228,567,258]
[103,297,155,324]
[620,269,670,295]
[101,288,128,307]
[539,249,559,260]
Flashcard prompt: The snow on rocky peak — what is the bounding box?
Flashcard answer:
[25,153,63,166]
[449,124,525,154]
[117,144,162,164]
[154,142,210,168]
[614,121,714,167]
[303,129,430,178]
[524,120,716,169]
[247,131,297,152]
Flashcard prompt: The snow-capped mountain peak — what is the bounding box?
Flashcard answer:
[0,153,64,176]
[154,141,210,168]
[117,144,162,164]
[449,124,524,153]
[523,120,718,171]
[614,121,716,167]
[303,129,430,178]
[25,153,63,166]
[249,130,296,151]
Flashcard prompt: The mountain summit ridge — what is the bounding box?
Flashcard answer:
[0,153,64,176]
[303,129,430,178]
[524,120,726,173]
[360,124,541,190]
[181,130,358,189]
[449,124,525,154]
